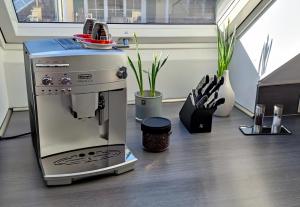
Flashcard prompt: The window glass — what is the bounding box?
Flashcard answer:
[12,0,216,24]
[87,0,104,20]
[108,0,124,23]
[13,0,59,22]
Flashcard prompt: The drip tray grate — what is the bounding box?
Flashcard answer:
[41,145,125,175]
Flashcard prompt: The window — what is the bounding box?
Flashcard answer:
[87,0,104,21]
[13,0,59,22]
[12,0,216,24]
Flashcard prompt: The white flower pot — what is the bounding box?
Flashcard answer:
[135,90,162,122]
[214,70,235,117]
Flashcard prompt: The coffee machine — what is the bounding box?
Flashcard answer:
[23,38,137,186]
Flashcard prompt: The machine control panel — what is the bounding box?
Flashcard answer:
[37,87,72,95]
[41,74,71,85]
[35,68,126,96]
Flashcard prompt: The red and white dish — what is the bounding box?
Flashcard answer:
[73,34,92,41]
[79,39,116,50]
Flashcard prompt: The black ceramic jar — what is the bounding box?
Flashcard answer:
[141,117,172,152]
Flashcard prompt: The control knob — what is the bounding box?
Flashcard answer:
[116,67,128,79]
[61,77,71,85]
[42,76,52,85]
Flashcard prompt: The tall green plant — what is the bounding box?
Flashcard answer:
[145,53,168,97]
[128,33,144,96]
[128,34,169,97]
[217,21,236,78]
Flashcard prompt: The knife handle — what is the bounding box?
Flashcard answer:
[203,75,217,96]
[196,95,208,109]
[208,77,224,97]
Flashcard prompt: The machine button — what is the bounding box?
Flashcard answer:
[88,151,95,156]
[79,153,85,157]
[61,77,71,85]
[42,76,53,85]
[116,67,128,79]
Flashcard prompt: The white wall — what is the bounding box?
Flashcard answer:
[230,0,300,112]
[0,46,9,125]
[2,44,217,107]
[3,49,27,107]
[230,40,259,112]
[126,44,217,101]
[260,53,300,86]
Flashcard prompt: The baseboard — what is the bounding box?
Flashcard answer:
[0,108,13,137]
[128,98,186,105]
[163,98,186,103]
[9,98,186,110]
[13,107,29,112]
[234,102,254,118]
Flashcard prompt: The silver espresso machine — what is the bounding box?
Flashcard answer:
[23,38,137,186]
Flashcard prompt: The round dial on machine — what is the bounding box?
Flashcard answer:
[42,76,53,85]
[116,67,128,79]
[61,77,71,85]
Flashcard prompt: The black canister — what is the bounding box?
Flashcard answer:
[141,117,172,152]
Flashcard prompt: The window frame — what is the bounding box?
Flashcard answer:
[1,0,217,44]
[216,0,264,33]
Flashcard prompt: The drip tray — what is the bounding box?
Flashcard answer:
[239,125,292,136]
[41,145,127,175]
[40,145,137,185]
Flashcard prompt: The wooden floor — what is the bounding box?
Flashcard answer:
[1,103,300,207]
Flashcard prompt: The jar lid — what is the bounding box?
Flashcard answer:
[141,117,171,134]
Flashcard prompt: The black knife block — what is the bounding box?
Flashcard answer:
[179,94,214,133]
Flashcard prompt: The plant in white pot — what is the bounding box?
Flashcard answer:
[214,22,237,117]
[128,34,168,121]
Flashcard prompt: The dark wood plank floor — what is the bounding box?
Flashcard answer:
[1,103,300,207]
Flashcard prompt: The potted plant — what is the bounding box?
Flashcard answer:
[128,34,168,121]
[214,21,237,117]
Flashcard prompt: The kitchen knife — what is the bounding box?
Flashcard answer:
[190,93,196,106]
[203,75,217,97]
[196,75,210,97]
[196,95,208,109]
[207,77,224,98]
[195,76,206,92]
[192,89,197,100]
[212,98,225,111]
[207,92,218,108]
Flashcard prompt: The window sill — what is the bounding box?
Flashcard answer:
[5,23,217,44]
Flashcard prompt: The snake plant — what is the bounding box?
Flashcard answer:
[217,21,236,78]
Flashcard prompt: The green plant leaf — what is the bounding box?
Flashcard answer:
[217,21,236,77]
[127,56,141,89]
[160,56,169,70]
[137,52,144,95]
[150,55,157,96]
[134,33,139,51]
[148,72,152,96]
[127,33,146,96]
